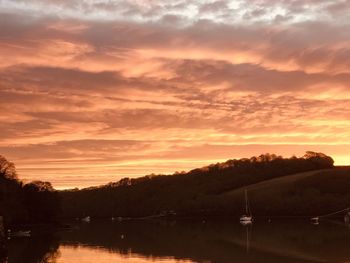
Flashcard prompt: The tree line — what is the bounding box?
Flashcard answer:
[60,151,335,218]
[0,152,338,221]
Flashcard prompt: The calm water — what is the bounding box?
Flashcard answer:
[5,219,350,263]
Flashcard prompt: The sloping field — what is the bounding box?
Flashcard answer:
[221,167,350,216]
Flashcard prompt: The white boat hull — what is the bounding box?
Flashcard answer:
[240,216,253,225]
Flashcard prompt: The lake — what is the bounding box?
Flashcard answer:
[5,218,350,263]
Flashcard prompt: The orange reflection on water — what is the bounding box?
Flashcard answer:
[56,245,196,263]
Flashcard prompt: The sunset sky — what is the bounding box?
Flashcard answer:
[0,0,349,189]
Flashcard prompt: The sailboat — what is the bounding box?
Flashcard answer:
[240,189,253,224]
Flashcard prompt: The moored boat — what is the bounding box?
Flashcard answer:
[240,189,253,224]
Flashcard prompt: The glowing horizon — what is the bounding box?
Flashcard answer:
[0,0,349,189]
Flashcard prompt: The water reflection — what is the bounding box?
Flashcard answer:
[6,233,59,263]
[57,245,195,263]
[6,219,350,263]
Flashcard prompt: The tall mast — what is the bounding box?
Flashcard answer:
[245,189,248,215]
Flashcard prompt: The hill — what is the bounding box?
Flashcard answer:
[223,166,350,217]
[59,152,337,218]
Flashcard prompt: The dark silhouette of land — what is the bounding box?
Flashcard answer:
[2,151,350,261]
[3,151,348,223]
[59,151,343,218]
[2,151,349,224]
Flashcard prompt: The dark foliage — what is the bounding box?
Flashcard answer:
[0,155,61,226]
[0,156,18,181]
[22,181,61,224]
[60,152,334,218]
[0,156,25,225]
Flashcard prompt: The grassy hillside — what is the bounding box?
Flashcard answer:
[223,167,350,217]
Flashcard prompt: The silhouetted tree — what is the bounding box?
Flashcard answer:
[0,155,62,226]
[303,151,334,168]
[0,155,17,181]
[22,181,61,223]
[0,156,24,225]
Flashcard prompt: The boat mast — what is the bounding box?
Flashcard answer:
[245,189,248,215]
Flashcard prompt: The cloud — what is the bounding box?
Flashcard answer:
[1,0,348,24]
[1,11,349,77]
[0,1,349,188]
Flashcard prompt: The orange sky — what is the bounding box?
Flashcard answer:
[0,0,349,189]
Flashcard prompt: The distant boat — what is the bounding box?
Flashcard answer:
[311,216,319,224]
[8,230,31,238]
[240,189,253,224]
[81,216,91,223]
